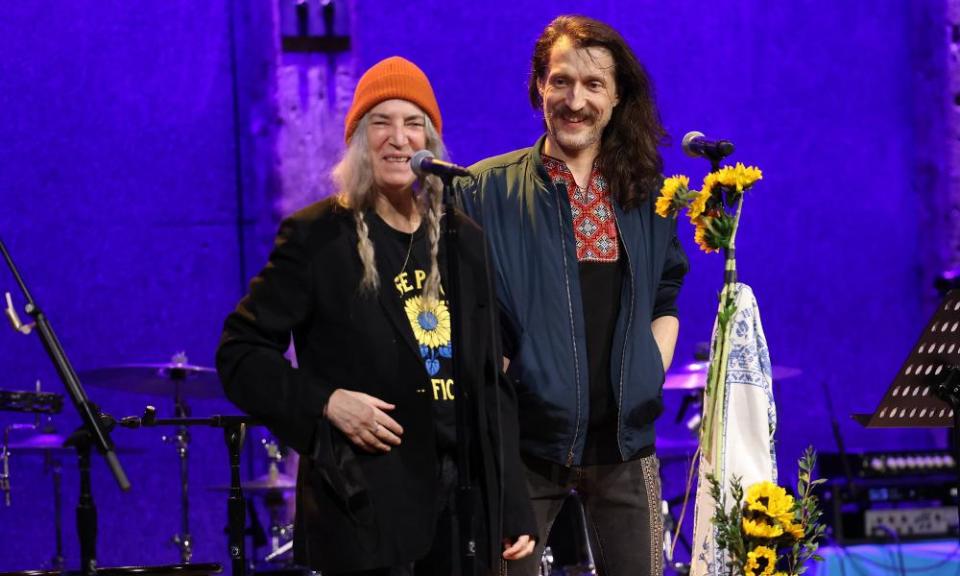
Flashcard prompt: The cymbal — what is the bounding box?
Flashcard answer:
[210,471,297,494]
[6,433,142,455]
[663,361,801,391]
[6,433,71,453]
[79,363,222,399]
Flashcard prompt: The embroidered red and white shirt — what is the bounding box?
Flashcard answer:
[543,155,620,262]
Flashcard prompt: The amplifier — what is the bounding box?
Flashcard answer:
[818,451,960,544]
[819,449,956,479]
[864,506,957,539]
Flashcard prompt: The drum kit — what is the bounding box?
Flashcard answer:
[2,352,801,576]
[0,356,303,576]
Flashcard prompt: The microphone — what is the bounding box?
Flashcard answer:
[410,150,473,178]
[681,131,735,161]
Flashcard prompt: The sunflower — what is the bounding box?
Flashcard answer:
[403,295,451,349]
[745,545,777,576]
[743,516,784,539]
[694,219,720,254]
[655,174,690,218]
[782,518,805,540]
[746,481,795,522]
[701,171,720,197]
[716,162,763,192]
[686,187,713,222]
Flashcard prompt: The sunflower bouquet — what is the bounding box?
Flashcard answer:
[707,447,825,576]
[655,162,762,255]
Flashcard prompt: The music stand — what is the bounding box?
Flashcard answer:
[854,289,960,536]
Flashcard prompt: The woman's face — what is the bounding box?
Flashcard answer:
[365,99,428,195]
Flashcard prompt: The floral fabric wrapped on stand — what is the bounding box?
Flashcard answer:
[690,282,777,576]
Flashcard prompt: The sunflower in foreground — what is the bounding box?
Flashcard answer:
[745,545,777,576]
[745,481,795,523]
[742,516,784,539]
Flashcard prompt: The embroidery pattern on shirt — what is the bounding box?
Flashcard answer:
[543,155,620,262]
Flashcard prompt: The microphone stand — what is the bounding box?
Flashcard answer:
[120,407,258,576]
[440,174,476,576]
[0,236,130,576]
[686,137,736,285]
[820,377,859,539]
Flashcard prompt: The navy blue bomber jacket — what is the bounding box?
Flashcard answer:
[456,135,689,466]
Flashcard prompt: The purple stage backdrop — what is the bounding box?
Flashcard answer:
[0,0,951,571]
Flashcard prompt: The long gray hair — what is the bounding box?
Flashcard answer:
[332,113,448,304]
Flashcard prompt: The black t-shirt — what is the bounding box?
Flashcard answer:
[580,257,625,465]
[367,212,457,451]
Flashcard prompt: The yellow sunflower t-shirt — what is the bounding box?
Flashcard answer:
[368,212,457,450]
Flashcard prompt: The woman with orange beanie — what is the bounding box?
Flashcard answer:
[217,56,537,575]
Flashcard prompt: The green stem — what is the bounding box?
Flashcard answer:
[701,193,746,463]
[701,291,734,462]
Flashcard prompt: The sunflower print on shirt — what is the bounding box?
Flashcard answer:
[402,294,453,376]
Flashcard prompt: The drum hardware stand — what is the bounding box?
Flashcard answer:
[662,499,691,575]
[1,422,36,506]
[0,380,49,506]
[538,545,554,576]
[46,447,66,570]
[568,492,596,576]
[0,378,67,569]
[226,423,249,576]
[2,234,130,576]
[259,439,292,561]
[121,406,258,576]
[675,390,703,434]
[163,352,195,565]
[262,535,294,564]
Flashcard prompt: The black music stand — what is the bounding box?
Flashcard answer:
[854,289,960,536]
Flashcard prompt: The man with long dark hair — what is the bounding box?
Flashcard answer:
[457,15,688,576]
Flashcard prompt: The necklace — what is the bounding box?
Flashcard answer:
[399,230,415,276]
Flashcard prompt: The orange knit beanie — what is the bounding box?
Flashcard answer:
[343,56,442,142]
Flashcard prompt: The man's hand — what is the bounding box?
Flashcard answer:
[502,534,536,560]
[651,315,679,373]
[324,389,403,452]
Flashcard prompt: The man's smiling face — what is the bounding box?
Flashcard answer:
[539,36,619,159]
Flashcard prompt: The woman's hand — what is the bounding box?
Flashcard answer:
[324,389,403,452]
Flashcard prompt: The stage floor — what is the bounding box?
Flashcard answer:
[809,539,960,575]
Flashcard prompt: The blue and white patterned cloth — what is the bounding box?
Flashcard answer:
[691,283,778,576]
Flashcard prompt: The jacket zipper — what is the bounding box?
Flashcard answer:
[613,210,635,461]
[554,184,582,467]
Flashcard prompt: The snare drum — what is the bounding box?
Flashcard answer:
[0,390,63,415]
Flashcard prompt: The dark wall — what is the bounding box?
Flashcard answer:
[0,1,247,568]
